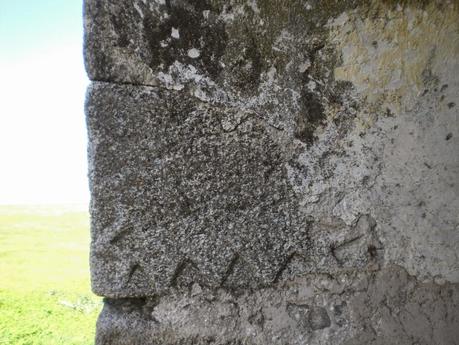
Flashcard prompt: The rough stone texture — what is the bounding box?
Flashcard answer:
[84,0,459,344]
[95,266,459,345]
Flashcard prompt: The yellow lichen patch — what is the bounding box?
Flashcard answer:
[330,2,459,115]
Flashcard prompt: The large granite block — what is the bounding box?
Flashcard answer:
[87,81,306,296]
[87,81,384,297]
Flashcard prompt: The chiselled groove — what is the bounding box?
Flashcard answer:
[334,235,364,251]
[170,258,199,287]
[220,253,240,286]
[329,244,343,267]
[355,214,377,231]
[108,228,130,245]
[220,115,251,133]
[272,252,304,284]
[126,263,142,285]
[90,78,158,90]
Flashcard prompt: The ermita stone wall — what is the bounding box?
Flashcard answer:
[83,1,459,344]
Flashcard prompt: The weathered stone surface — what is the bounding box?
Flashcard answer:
[95,265,459,345]
[84,0,459,343]
[87,81,306,296]
[87,82,383,297]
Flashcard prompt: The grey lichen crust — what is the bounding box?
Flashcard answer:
[85,0,459,343]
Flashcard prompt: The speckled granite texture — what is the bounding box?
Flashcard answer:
[84,1,459,344]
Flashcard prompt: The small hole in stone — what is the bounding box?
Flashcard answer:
[367,245,377,258]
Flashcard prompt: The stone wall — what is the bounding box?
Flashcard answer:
[83,1,459,344]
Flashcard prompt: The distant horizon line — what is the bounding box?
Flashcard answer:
[0,202,89,208]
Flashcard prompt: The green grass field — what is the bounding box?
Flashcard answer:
[0,205,101,345]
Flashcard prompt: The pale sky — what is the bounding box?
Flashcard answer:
[0,1,89,204]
